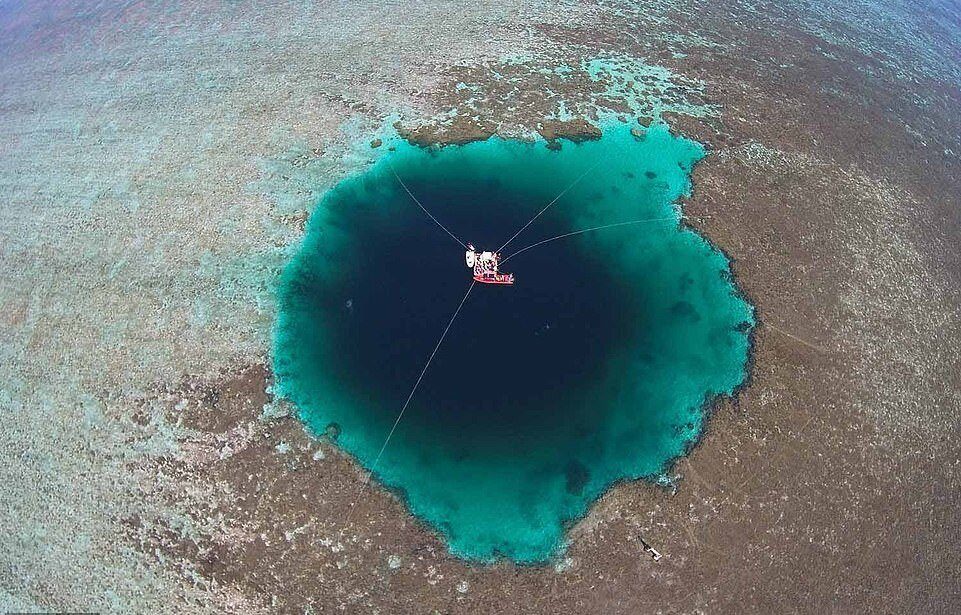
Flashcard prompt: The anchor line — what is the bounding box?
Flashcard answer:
[364,280,476,486]
[501,217,678,264]
[496,157,604,253]
[390,165,468,250]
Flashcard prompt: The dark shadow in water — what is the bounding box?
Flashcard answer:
[274,125,754,562]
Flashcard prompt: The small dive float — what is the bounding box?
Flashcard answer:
[466,245,514,285]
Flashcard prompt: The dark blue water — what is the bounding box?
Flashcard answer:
[274,124,754,562]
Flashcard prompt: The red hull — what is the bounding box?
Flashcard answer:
[474,273,514,285]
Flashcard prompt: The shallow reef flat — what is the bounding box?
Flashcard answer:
[0,1,958,613]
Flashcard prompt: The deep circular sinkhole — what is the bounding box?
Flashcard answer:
[274,125,754,562]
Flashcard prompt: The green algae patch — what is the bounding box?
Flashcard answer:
[273,123,754,563]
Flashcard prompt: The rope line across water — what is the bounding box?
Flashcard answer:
[501,216,678,264]
[364,279,477,485]
[390,165,468,250]
[496,158,605,253]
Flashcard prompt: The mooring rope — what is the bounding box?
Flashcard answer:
[363,280,476,486]
[501,216,678,264]
[765,322,831,353]
[496,158,604,253]
[390,165,468,250]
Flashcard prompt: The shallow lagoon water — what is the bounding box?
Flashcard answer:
[273,124,754,563]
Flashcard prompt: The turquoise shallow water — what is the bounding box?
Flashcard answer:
[273,124,754,563]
